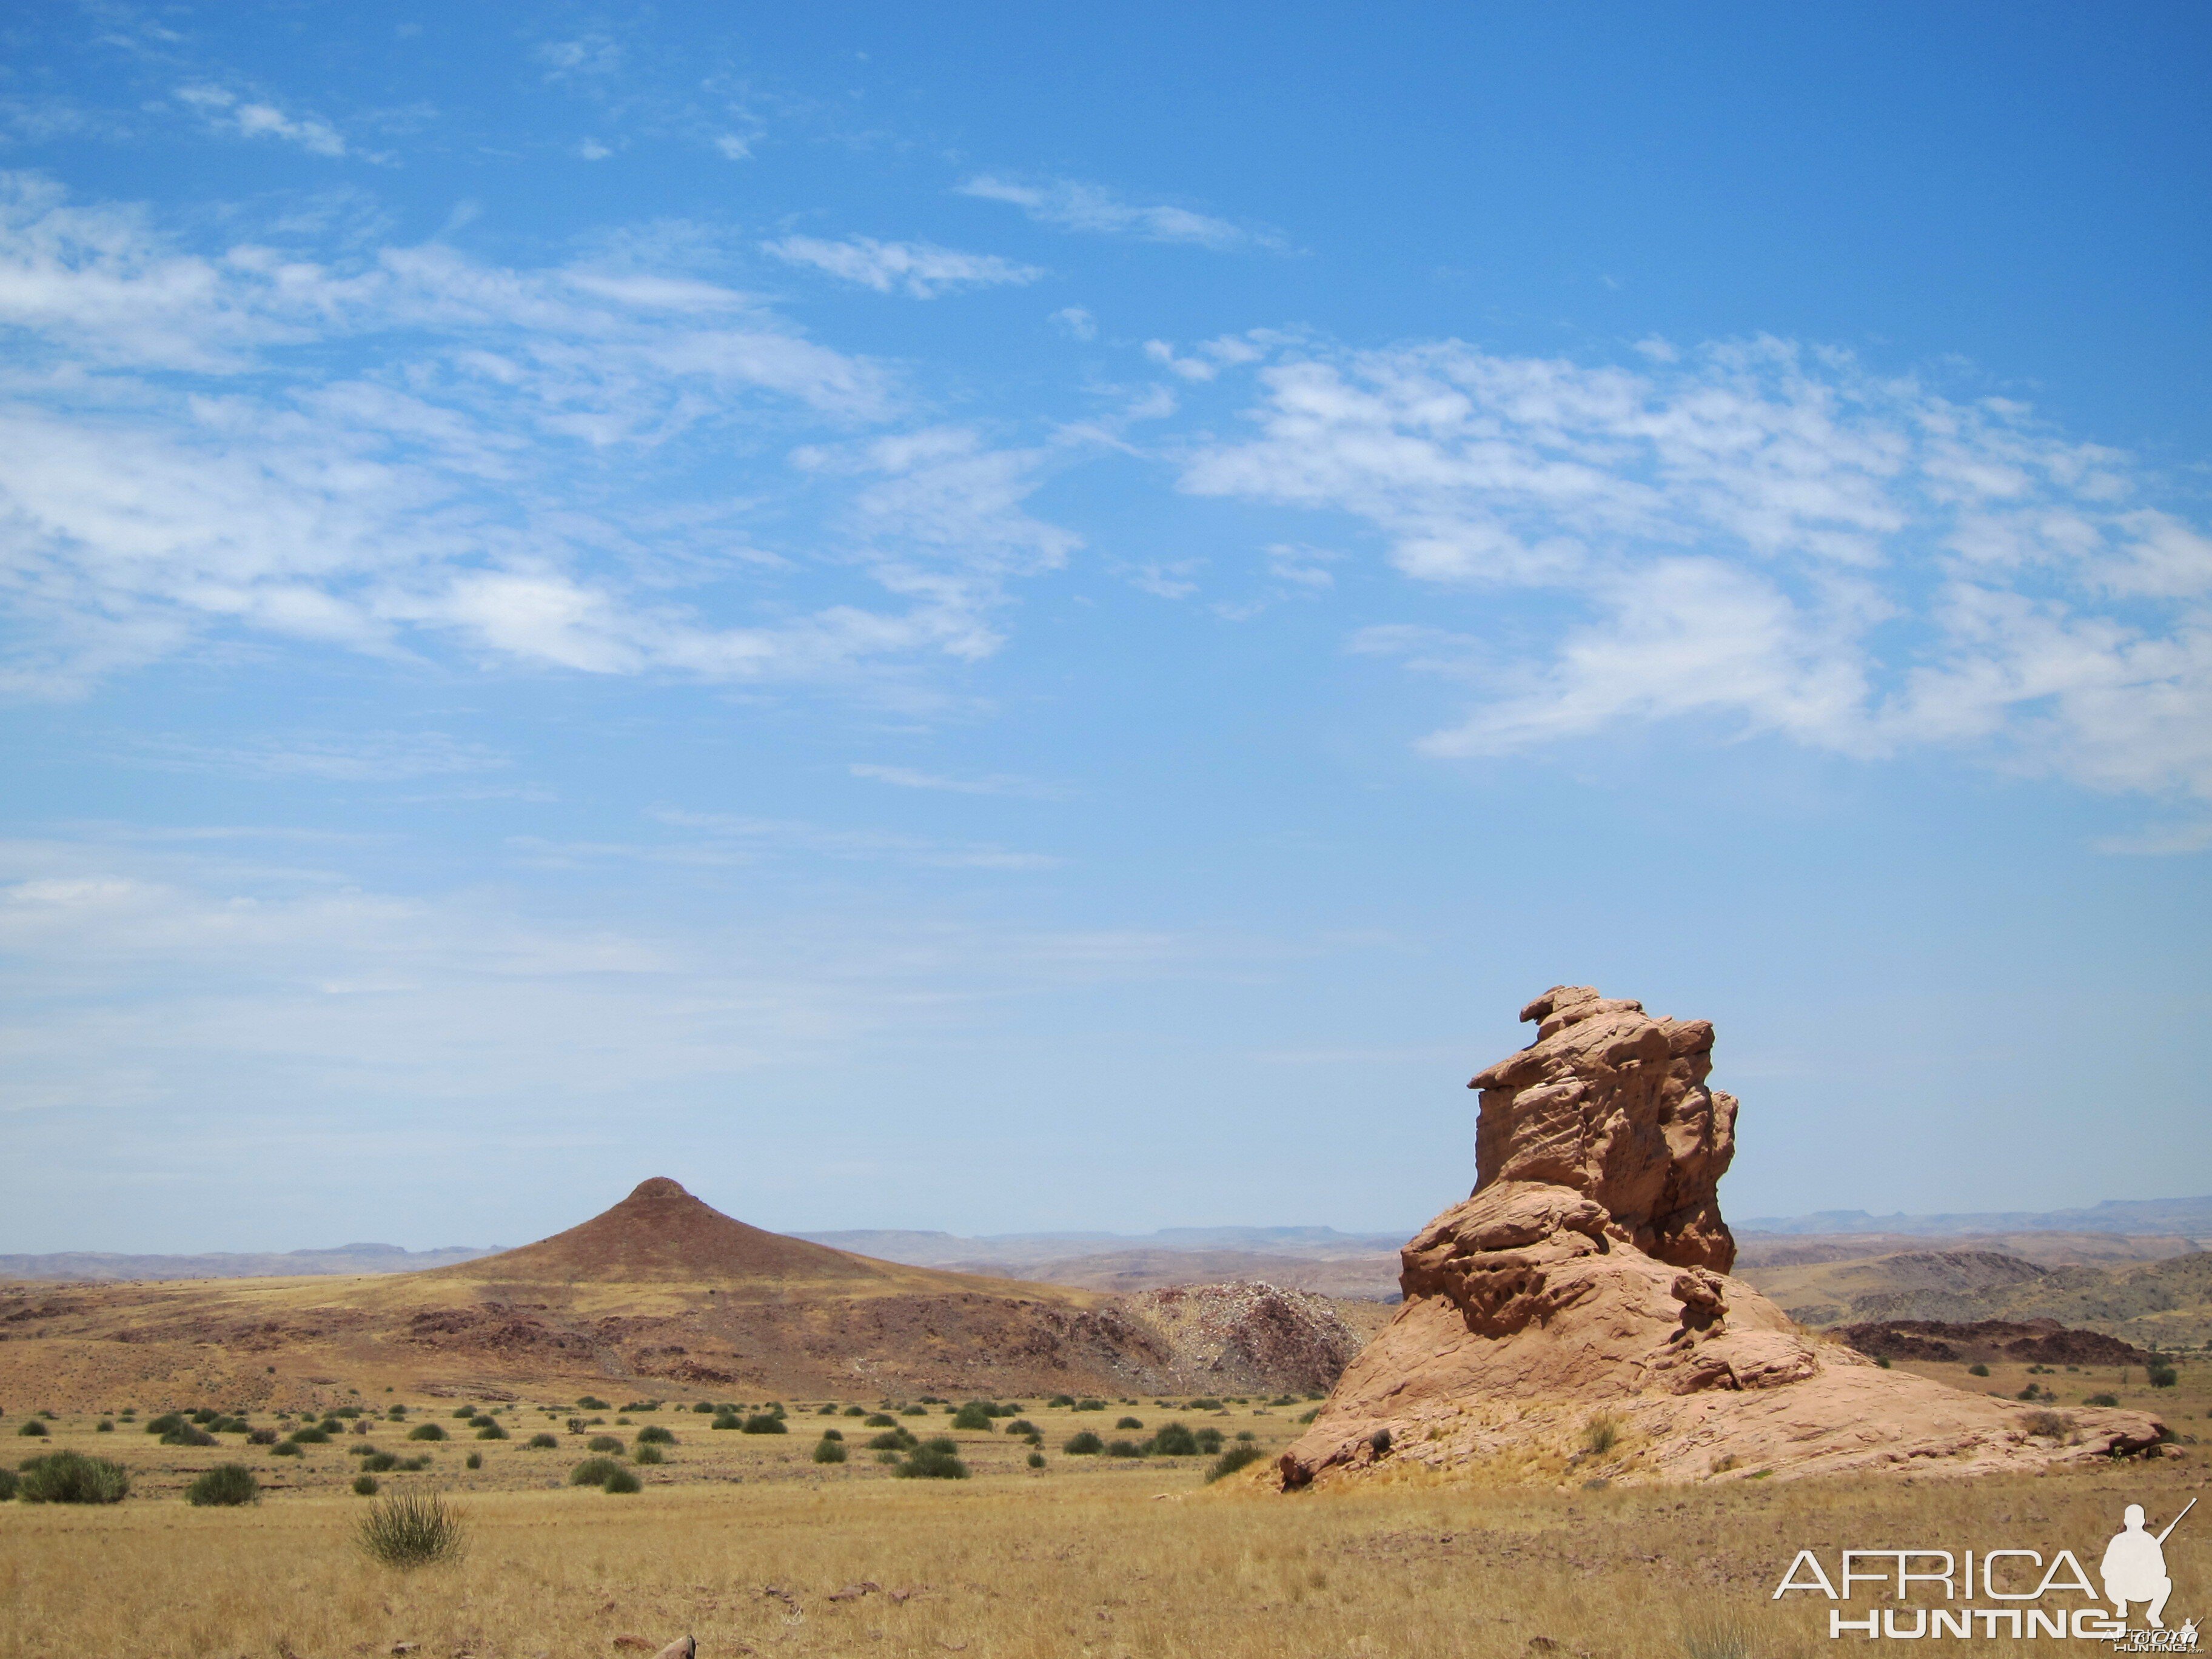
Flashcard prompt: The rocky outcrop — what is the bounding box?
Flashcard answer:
[1837,1318,2152,1367]
[1277,987,2171,1489]
[1125,1282,1363,1394]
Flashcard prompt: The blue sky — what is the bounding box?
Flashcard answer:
[2,3,2207,1253]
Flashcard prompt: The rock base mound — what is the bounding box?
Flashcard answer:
[1278,988,2170,1489]
[1125,1282,1363,1395]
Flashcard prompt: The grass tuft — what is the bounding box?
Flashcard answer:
[356,1491,466,1569]
[184,1464,259,1507]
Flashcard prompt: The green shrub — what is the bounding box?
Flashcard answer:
[2087,1392,2122,1407]
[1103,1438,1146,1458]
[1186,1398,1223,1412]
[900,1405,926,1418]
[18,1451,130,1504]
[1004,1418,1038,1436]
[820,1427,843,1441]
[569,1456,626,1487]
[1149,1422,1200,1456]
[576,1396,611,1411]
[843,1405,864,1416]
[1026,1450,1045,1469]
[353,1475,378,1496]
[1582,1413,1621,1456]
[951,1401,996,1431]
[866,1429,916,1452]
[634,1445,665,1465]
[1114,1416,1144,1430]
[863,1413,896,1428]
[1968,1363,1991,1377]
[526,1433,558,1449]
[1195,1427,1224,1453]
[96,1419,114,1433]
[1063,1431,1103,1455]
[1206,1444,1268,1483]
[740,1414,786,1435]
[1874,1356,1892,1369]
[16,1419,47,1437]
[895,1444,968,1480]
[2149,1365,2179,1389]
[270,1441,303,1458]
[1074,1399,1105,1412]
[464,1452,482,1470]
[186,1464,260,1507]
[635,1425,675,1445]
[813,1438,848,1464]
[0,1469,16,1501]
[362,1452,399,1472]
[587,1434,623,1452]
[1235,1430,1256,1442]
[1048,1395,1074,1407]
[604,1467,642,1493]
[474,1423,507,1440]
[710,1412,741,1430]
[407,1423,446,1442]
[164,1425,219,1447]
[819,1403,839,1415]
[356,1491,465,1568]
[146,1413,184,1436]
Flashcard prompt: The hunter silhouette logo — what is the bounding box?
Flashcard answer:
[1772,1498,2196,1645]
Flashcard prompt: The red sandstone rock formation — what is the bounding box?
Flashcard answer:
[1277,987,2170,1489]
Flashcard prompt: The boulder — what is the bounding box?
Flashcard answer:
[1277,987,2170,1489]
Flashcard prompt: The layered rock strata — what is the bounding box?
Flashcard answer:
[1278,987,2169,1488]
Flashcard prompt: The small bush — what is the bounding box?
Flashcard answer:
[1048,1394,1074,1407]
[185,1464,260,1507]
[474,1423,507,1440]
[1185,1398,1222,1412]
[820,1427,843,1441]
[247,1428,277,1446]
[164,1425,219,1447]
[569,1456,626,1487]
[464,1452,481,1469]
[635,1425,675,1445]
[96,1419,114,1433]
[866,1429,916,1451]
[605,1467,642,1493]
[1195,1427,1224,1453]
[1681,1615,1760,1659]
[813,1438,848,1464]
[356,1490,465,1568]
[710,1412,741,1430]
[1074,1399,1106,1412]
[16,1419,47,1438]
[526,1433,558,1449]
[407,1423,446,1442]
[587,1434,624,1452]
[819,1403,839,1415]
[362,1452,399,1472]
[1968,1363,1990,1377]
[633,1444,665,1465]
[576,1395,611,1410]
[1064,1431,1104,1455]
[740,1414,786,1435]
[2022,1410,2073,1440]
[1150,1423,1201,1456]
[1114,1416,1143,1430]
[863,1413,896,1428]
[18,1452,130,1504]
[842,1405,864,1416]
[895,1445,968,1480]
[1369,1429,1392,1456]
[1026,1450,1046,1469]
[0,1469,16,1501]
[1004,1418,1039,1437]
[900,1405,926,1417]
[1583,1412,1621,1456]
[2149,1365,2179,1389]
[146,1413,185,1436]
[1874,1355,1893,1369]
[1206,1444,1267,1483]
[270,1441,304,1458]
[1103,1438,1146,1458]
[1295,1407,1319,1424]
[353,1474,378,1496]
[2086,1392,2121,1407]
[951,1401,996,1431]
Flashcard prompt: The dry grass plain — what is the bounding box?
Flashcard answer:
[4,1378,2209,1659]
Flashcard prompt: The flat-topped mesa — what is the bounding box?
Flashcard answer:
[1468,984,1737,1273]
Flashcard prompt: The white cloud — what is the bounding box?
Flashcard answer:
[175,85,347,158]
[958,175,1276,252]
[714,134,752,162]
[1051,306,1096,341]
[0,175,1076,701]
[133,731,511,782]
[848,763,1064,799]
[1180,335,2212,825]
[763,235,1044,299]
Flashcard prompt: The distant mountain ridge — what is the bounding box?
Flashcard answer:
[1738,1196,2212,1238]
[0,1242,500,1281]
[794,1225,1407,1267]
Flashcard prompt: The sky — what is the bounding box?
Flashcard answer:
[1,2,2208,1255]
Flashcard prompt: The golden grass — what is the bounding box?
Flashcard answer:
[3,1391,2206,1659]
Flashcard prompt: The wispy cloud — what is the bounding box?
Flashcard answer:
[175,85,348,158]
[958,175,1278,252]
[1180,335,2212,837]
[130,731,511,783]
[848,763,1065,799]
[0,174,1079,703]
[763,235,1044,298]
